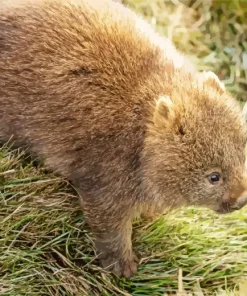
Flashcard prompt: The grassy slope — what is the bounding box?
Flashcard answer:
[1,0,247,295]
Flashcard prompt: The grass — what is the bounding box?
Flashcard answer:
[1,0,247,295]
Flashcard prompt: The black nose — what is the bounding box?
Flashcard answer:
[234,195,247,210]
[217,195,247,214]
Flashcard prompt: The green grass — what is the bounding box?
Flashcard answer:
[1,1,247,295]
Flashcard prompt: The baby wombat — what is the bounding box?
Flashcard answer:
[1,0,247,278]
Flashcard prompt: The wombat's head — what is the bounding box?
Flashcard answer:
[143,71,247,214]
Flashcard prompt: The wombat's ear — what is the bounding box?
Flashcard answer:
[199,71,225,94]
[153,96,175,127]
[242,103,247,132]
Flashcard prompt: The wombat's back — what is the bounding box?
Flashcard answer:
[0,0,168,174]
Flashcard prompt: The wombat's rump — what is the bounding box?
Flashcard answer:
[0,0,247,278]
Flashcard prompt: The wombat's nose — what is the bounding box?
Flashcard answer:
[233,194,247,210]
[217,193,247,214]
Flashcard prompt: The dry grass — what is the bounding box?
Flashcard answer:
[1,0,247,295]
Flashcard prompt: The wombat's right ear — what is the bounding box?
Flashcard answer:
[199,71,226,94]
[153,96,175,127]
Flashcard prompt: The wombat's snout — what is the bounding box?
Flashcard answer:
[217,192,247,214]
[232,194,247,210]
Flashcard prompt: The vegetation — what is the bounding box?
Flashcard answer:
[1,1,247,295]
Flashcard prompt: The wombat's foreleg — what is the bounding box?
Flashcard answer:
[79,193,139,278]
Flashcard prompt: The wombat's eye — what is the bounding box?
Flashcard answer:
[208,172,221,184]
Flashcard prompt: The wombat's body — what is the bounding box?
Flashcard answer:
[1,0,247,278]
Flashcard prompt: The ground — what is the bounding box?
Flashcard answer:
[1,0,247,295]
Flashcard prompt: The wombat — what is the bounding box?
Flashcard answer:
[1,0,247,278]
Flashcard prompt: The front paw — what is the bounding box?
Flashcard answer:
[100,251,139,279]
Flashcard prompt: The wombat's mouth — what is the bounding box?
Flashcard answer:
[216,202,238,214]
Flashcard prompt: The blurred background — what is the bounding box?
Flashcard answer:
[123,0,247,106]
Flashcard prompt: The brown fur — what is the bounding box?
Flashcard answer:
[0,0,247,278]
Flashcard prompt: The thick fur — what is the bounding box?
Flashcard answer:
[0,0,247,278]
